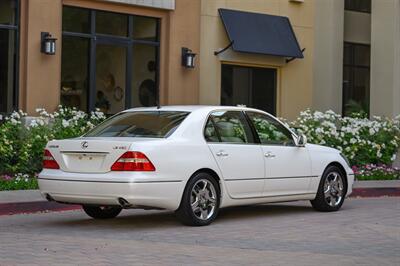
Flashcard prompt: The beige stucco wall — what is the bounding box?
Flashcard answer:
[370,0,400,118]
[19,0,63,114]
[199,0,315,120]
[312,0,344,114]
[18,0,201,114]
[164,0,201,105]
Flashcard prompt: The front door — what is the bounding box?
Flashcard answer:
[246,111,312,197]
[205,110,265,199]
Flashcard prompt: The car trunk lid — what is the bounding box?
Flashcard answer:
[47,138,156,173]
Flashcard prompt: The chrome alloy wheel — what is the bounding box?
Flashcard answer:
[191,179,217,220]
[324,172,344,207]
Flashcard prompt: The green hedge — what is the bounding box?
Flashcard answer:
[0,107,399,189]
[0,106,106,176]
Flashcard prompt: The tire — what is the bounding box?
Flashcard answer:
[82,205,122,219]
[175,172,220,226]
[311,165,347,212]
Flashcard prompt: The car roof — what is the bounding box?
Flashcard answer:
[123,105,264,113]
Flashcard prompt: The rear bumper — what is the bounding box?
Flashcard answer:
[38,171,185,211]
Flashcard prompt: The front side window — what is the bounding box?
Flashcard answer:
[85,111,188,138]
[247,112,295,146]
[208,111,254,144]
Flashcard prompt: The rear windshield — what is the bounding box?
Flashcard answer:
[85,111,189,138]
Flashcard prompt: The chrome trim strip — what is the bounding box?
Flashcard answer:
[225,175,318,181]
[38,177,182,184]
[60,151,109,155]
[230,193,315,200]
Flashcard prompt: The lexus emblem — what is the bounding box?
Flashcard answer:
[81,141,89,149]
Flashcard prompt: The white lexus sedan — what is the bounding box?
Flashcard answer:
[39,106,354,226]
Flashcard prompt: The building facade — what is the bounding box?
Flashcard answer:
[1,0,201,115]
[0,0,399,120]
[314,0,400,118]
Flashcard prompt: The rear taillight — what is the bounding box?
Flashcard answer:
[111,151,155,171]
[43,149,60,169]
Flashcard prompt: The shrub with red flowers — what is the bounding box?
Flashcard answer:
[352,164,400,180]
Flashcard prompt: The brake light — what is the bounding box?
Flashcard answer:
[111,152,155,171]
[43,149,60,169]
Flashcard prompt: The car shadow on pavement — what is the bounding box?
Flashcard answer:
[44,203,315,229]
[217,204,314,221]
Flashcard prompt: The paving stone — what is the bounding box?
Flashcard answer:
[0,198,398,265]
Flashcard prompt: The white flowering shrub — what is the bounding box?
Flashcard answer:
[0,106,106,175]
[0,110,27,174]
[290,109,400,166]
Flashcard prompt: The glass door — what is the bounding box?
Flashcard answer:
[95,40,128,115]
[221,64,277,115]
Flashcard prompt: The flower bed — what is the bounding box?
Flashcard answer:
[0,106,106,190]
[352,164,400,180]
[0,107,399,190]
[0,174,38,191]
[290,110,400,167]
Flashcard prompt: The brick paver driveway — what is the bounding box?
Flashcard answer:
[0,198,398,266]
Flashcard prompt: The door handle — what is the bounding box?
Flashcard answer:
[264,152,276,158]
[216,151,229,157]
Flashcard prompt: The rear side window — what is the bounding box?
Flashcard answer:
[85,111,189,138]
[206,111,255,144]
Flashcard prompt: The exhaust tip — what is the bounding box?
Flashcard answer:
[118,198,132,208]
[45,193,54,202]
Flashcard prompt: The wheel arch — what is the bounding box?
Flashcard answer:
[183,168,224,204]
[325,161,348,192]
[190,168,221,189]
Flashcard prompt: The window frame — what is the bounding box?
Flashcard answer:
[342,41,371,116]
[220,64,277,116]
[203,109,296,146]
[203,110,257,145]
[84,110,189,138]
[61,5,161,113]
[245,111,297,147]
[0,0,20,114]
[344,0,371,14]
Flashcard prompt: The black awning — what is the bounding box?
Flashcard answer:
[218,8,304,58]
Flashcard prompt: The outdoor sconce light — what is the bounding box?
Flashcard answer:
[181,47,196,68]
[41,32,57,55]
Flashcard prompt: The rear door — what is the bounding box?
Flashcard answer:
[246,111,312,196]
[205,110,265,199]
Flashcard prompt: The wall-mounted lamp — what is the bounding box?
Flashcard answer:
[181,47,196,68]
[41,32,57,55]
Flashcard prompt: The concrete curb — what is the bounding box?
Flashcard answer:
[0,183,398,216]
[0,201,80,216]
[350,187,400,198]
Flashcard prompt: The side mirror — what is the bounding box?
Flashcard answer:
[296,134,307,147]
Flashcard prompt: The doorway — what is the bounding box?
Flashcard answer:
[221,64,277,115]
